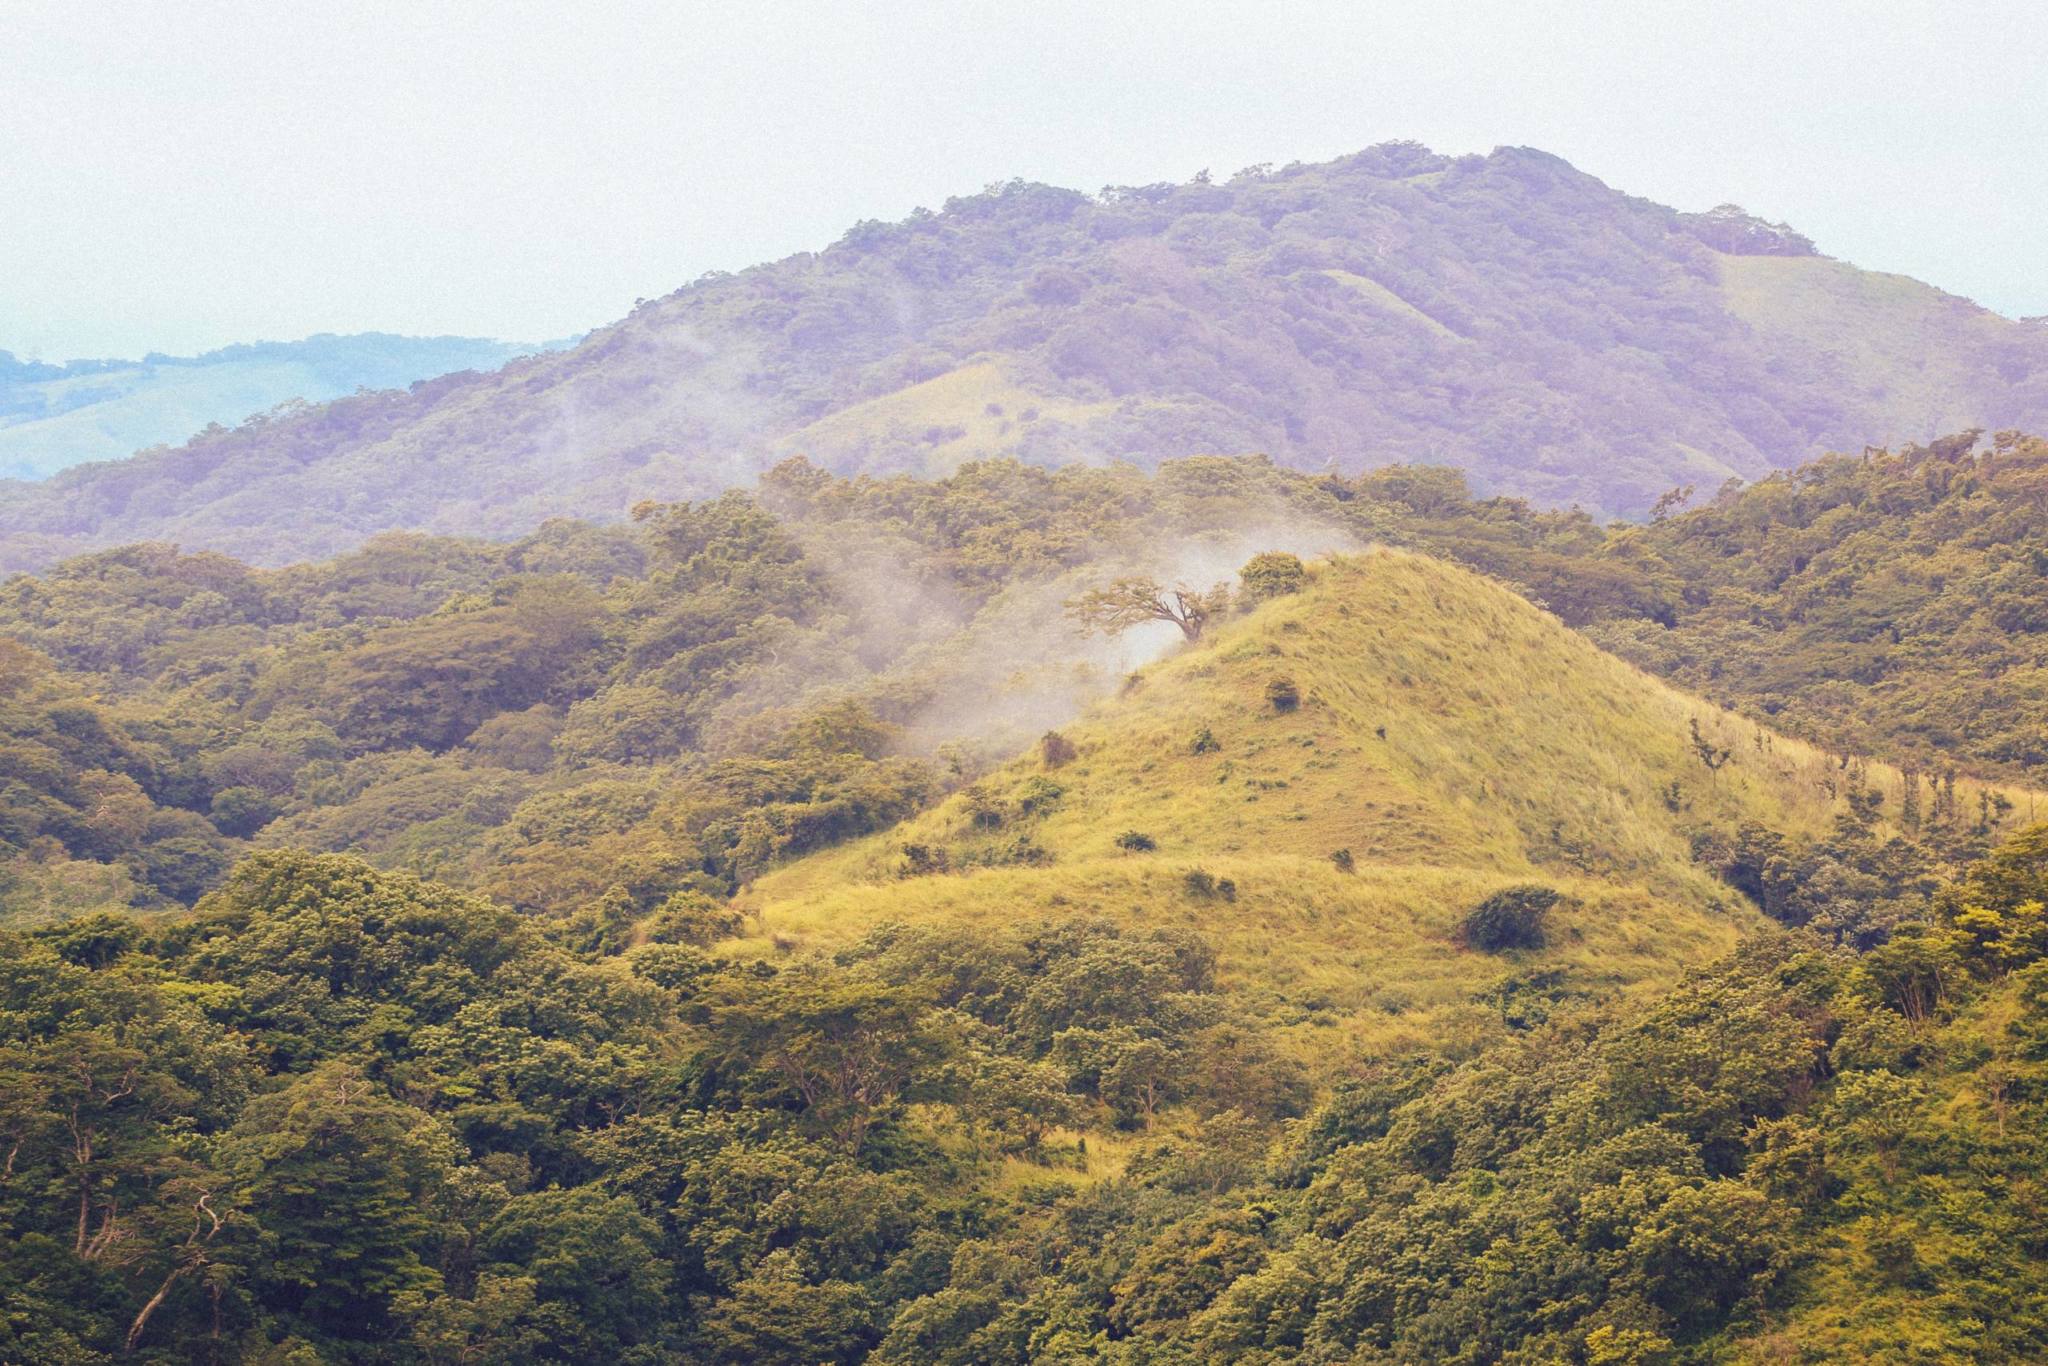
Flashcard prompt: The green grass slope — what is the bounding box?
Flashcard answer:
[738,551,2021,1062]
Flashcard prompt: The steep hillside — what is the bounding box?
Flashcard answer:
[0,333,546,480]
[7,143,2046,569]
[739,551,2026,1059]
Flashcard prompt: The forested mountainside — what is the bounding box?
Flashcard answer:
[10,848,2048,1362]
[1596,428,2048,775]
[11,442,2048,1359]
[7,524,2048,1360]
[7,142,2046,570]
[0,334,545,481]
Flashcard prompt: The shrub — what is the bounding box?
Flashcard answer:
[1116,830,1158,853]
[645,890,744,947]
[900,843,950,876]
[627,942,715,992]
[1459,885,1561,952]
[1239,552,1308,602]
[1017,776,1065,816]
[1191,727,1221,754]
[962,836,1053,870]
[1041,730,1078,767]
[963,785,1007,830]
[210,785,281,838]
[1331,848,1355,874]
[1266,678,1301,712]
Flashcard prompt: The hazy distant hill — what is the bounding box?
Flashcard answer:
[0,332,547,479]
[5,142,2045,570]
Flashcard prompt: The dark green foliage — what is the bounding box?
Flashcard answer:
[208,784,280,838]
[1182,868,1237,901]
[223,1062,458,1344]
[1014,777,1064,817]
[1238,552,1307,603]
[1115,830,1157,853]
[1039,730,1076,768]
[1459,884,1560,951]
[1265,677,1300,712]
[1591,433,2048,779]
[1189,726,1220,754]
[470,1187,670,1360]
[899,842,949,877]
[1692,800,1940,948]
[695,967,942,1154]
[4,828,2048,1360]
[1480,967,1581,1030]
[646,889,744,947]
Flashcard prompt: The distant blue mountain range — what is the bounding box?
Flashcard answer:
[0,332,564,479]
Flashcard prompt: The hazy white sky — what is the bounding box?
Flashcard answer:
[4,0,2044,359]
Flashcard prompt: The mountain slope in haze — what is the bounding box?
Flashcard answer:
[737,550,2019,1060]
[0,333,551,480]
[7,142,2046,571]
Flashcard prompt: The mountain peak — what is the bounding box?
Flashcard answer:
[1678,202,1819,256]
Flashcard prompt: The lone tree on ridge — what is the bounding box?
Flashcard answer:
[1066,577,1230,642]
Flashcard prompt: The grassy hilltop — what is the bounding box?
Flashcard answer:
[741,551,2021,1061]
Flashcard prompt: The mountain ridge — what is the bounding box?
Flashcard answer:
[0,331,554,481]
[5,141,2044,571]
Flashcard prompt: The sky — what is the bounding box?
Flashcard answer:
[4,0,2044,359]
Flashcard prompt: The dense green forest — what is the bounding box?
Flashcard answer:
[1588,429,2048,774]
[8,143,2047,570]
[9,438,2048,1360]
[5,782,2048,1359]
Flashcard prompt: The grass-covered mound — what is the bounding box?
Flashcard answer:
[740,551,2027,1059]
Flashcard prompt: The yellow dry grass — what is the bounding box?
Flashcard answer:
[732,550,2037,1064]
[1322,270,1463,340]
[776,358,1114,474]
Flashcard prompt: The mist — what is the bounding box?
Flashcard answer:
[825,504,1372,769]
